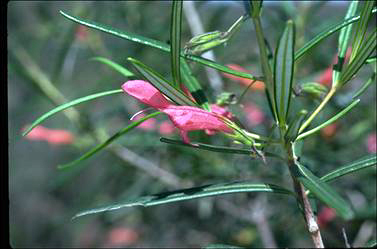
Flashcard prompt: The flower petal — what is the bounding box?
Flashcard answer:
[122,80,171,109]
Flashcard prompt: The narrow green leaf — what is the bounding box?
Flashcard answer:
[160,137,283,160]
[90,57,134,77]
[180,59,210,111]
[352,72,376,99]
[58,112,161,170]
[333,1,358,85]
[365,239,377,248]
[296,99,360,141]
[60,11,260,81]
[350,1,375,62]
[366,55,377,64]
[294,161,354,220]
[204,244,243,249]
[294,8,377,61]
[274,20,295,125]
[22,89,123,136]
[250,0,263,18]
[340,29,376,86]
[127,57,198,107]
[285,109,308,142]
[170,1,183,88]
[320,154,376,183]
[73,181,293,218]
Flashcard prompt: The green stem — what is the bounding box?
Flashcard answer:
[299,86,337,134]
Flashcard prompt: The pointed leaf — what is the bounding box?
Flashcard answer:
[294,161,354,220]
[60,11,259,81]
[127,57,198,107]
[170,1,183,88]
[320,154,376,183]
[333,1,358,85]
[294,8,377,61]
[90,57,134,77]
[160,137,283,160]
[340,29,376,86]
[73,181,293,218]
[58,112,161,170]
[350,1,375,62]
[180,59,210,111]
[352,72,376,99]
[296,99,360,141]
[274,20,295,125]
[22,89,123,136]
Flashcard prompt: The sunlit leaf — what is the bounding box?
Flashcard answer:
[22,89,123,136]
[170,1,182,88]
[90,57,134,77]
[274,20,295,125]
[294,161,354,220]
[73,181,293,219]
[58,112,161,170]
[128,57,198,107]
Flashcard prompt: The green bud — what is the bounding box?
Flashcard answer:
[296,82,328,100]
[216,92,237,106]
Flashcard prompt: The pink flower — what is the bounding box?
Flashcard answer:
[317,206,336,228]
[122,80,233,143]
[366,133,376,153]
[132,113,157,131]
[159,120,176,135]
[222,64,265,91]
[104,227,139,247]
[23,125,74,145]
[243,103,265,126]
[317,47,352,86]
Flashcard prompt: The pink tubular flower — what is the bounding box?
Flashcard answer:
[122,80,233,143]
[366,133,376,153]
[159,120,176,135]
[23,125,74,145]
[222,64,265,91]
[243,103,265,126]
[132,113,157,131]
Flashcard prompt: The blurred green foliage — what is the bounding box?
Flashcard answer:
[8,1,376,247]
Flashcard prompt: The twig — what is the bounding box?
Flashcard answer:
[342,227,351,248]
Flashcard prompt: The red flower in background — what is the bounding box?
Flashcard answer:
[317,47,352,86]
[317,206,336,228]
[222,64,265,91]
[23,125,74,145]
[122,80,233,143]
[243,103,265,126]
[366,133,376,153]
[132,113,157,131]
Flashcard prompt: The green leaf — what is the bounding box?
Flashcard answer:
[333,1,358,85]
[320,154,376,183]
[204,244,243,249]
[60,11,259,81]
[365,239,377,248]
[352,71,376,99]
[296,99,360,141]
[170,1,183,88]
[294,8,377,61]
[160,137,283,160]
[350,1,375,62]
[180,59,210,111]
[294,161,354,220]
[58,112,162,170]
[285,109,308,142]
[22,89,123,136]
[73,181,293,218]
[274,20,295,125]
[90,57,134,77]
[250,0,263,18]
[340,29,376,86]
[127,57,198,107]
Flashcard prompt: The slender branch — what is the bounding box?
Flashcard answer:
[299,86,337,133]
[287,144,324,248]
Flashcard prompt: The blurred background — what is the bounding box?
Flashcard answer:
[8,1,376,247]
